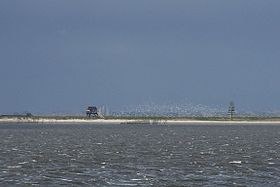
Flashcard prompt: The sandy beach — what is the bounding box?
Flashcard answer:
[1,117,280,125]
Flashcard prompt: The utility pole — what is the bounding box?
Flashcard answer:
[228,101,235,120]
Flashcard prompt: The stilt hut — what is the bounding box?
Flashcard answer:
[86,106,99,117]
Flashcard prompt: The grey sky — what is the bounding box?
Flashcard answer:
[1,0,280,114]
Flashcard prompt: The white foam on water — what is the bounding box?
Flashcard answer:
[60,178,73,182]
[18,161,28,165]
[7,165,22,169]
[229,161,242,164]
[130,178,142,181]
[110,183,138,186]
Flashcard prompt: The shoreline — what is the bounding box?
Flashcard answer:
[1,117,280,125]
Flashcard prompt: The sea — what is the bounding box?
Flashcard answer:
[0,123,279,186]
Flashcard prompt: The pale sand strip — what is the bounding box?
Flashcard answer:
[1,118,280,125]
[0,118,126,124]
[166,120,280,125]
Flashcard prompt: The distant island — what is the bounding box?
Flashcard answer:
[2,102,279,125]
[1,114,280,125]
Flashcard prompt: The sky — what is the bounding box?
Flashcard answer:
[0,0,280,115]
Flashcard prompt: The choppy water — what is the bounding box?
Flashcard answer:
[0,123,279,186]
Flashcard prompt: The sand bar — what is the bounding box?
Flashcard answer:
[1,117,280,125]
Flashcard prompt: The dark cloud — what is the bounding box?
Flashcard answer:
[0,0,280,114]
